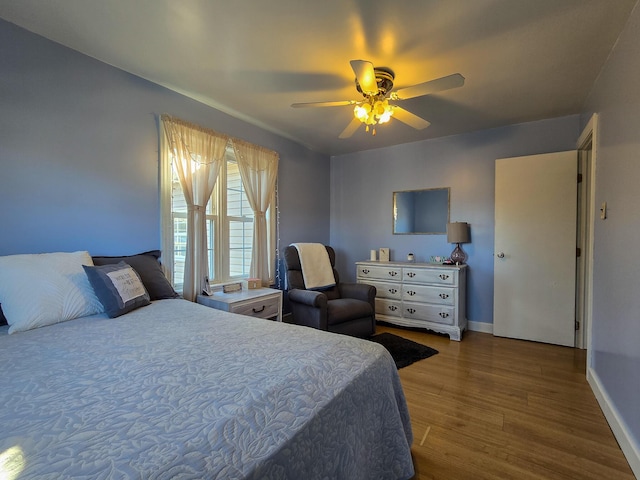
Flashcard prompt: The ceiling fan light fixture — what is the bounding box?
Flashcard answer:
[353,95,394,132]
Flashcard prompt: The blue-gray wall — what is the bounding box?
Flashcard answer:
[582,2,640,451]
[330,115,580,327]
[0,19,330,291]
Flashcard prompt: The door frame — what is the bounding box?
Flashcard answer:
[576,114,598,363]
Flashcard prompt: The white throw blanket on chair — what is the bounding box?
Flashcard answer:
[291,243,336,290]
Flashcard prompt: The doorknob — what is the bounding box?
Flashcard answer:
[497,252,505,258]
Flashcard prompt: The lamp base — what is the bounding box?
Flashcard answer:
[450,243,467,265]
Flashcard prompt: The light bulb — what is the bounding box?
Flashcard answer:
[354,105,365,120]
[379,110,392,123]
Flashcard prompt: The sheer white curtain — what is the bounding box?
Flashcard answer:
[231,139,279,285]
[161,115,229,301]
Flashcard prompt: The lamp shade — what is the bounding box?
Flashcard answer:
[447,222,470,244]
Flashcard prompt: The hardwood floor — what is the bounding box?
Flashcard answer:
[376,324,635,480]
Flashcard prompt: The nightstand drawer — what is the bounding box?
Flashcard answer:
[230,295,280,319]
[196,288,283,322]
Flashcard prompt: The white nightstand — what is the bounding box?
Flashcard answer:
[196,288,283,322]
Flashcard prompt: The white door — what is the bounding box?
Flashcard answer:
[493,151,577,346]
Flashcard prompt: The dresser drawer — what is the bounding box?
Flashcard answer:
[230,295,280,319]
[375,298,402,318]
[402,285,455,306]
[402,301,455,325]
[357,265,402,282]
[366,281,402,300]
[403,268,456,285]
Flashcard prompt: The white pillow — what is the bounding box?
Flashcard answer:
[0,251,103,334]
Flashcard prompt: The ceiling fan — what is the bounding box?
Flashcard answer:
[291,60,465,138]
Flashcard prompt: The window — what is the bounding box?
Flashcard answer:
[161,141,275,292]
[223,158,255,279]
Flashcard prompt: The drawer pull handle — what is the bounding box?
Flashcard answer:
[252,305,266,313]
[362,269,370,274]
[388,271,397,277]
[407,308,416,314]
[389,288,397,294]
[407,272,416,278]
[408,290,416,296]
[439,274,450,280]
[439,312,449,318]
[388,305,398,312]
[439,293,449,299]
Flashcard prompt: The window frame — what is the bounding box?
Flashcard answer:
[160,134,276,292]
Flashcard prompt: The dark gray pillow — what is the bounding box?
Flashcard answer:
[92,250,179,300]
[83,262,151,318]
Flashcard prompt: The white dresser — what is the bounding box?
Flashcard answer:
[356,261,467,341]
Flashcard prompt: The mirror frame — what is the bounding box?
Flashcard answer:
[392,187,450,235]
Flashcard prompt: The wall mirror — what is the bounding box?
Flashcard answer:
[393,187,450,234]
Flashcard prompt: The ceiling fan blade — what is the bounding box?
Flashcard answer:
[339,118,362,139]
[393,73,465,100]
[350,59,378,96]
[291,100,355,108]
[392,106,431,130]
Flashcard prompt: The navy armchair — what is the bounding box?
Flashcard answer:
[284,245,376,338]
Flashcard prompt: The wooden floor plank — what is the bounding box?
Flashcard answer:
[377,325,635,480]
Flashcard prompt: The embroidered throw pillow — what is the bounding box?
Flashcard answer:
[83,262,151,318]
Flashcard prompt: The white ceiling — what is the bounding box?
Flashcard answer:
[0,0,636,155]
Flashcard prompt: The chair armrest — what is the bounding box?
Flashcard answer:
[339,282,376,305]
[287,289,329,331]
[288,289,327,308]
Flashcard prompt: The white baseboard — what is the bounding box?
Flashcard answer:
[588,367,640,478]
[467,320,493,334]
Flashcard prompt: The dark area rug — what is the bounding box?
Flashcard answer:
[369,333,439,369]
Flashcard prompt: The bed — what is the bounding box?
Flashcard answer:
[0,258,414,480]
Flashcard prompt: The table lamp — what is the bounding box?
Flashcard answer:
[447,222,470,265]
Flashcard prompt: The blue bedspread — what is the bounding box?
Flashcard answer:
[0,299,414,479]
